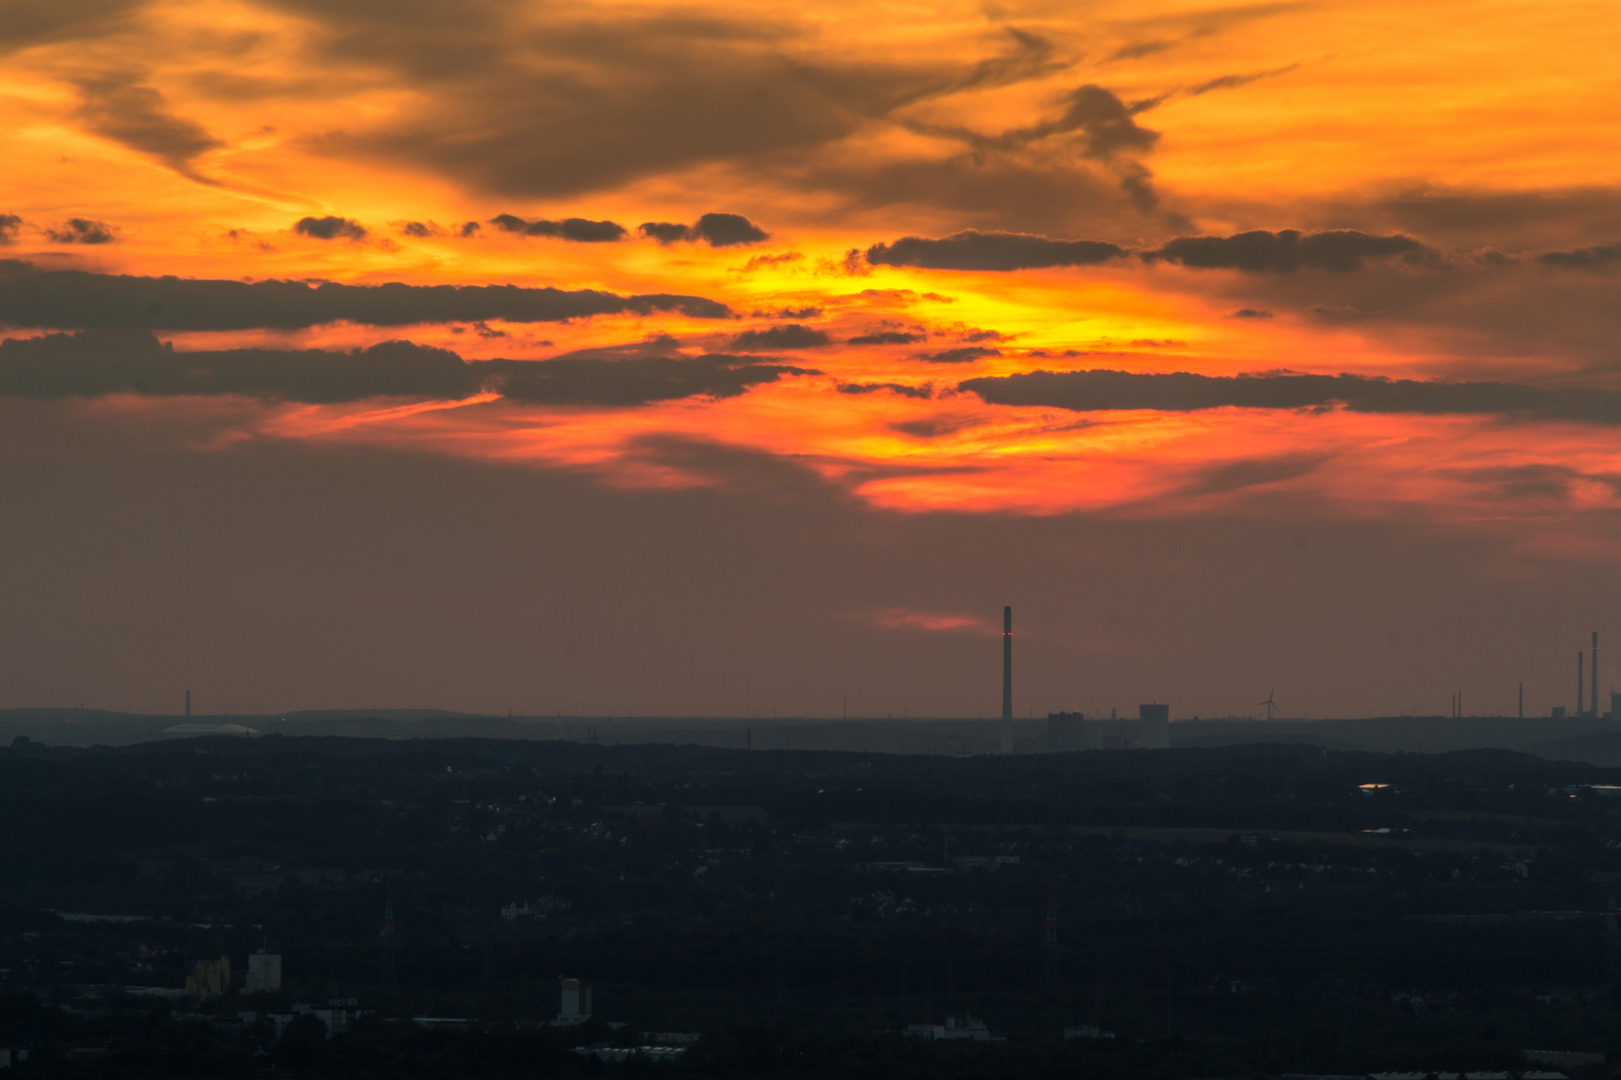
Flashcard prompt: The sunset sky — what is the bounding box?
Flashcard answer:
[4,0,1620,721]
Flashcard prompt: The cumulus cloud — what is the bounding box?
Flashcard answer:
[46,219,118,244]
[730,324,831,350]
[0,260,733,329]
[958,368,1621,425]
[1538,243,1621,269]
[639,212,769,247]
[694,214,769,246]
[0,214,21,244]
[639,222,690,244]
[0,329,812,405]
[1142,229,1433,272]
[847,330,925,345]
[1227,308,1274,319]
[865,230,1126,271]
[489,214,626,242]
[74,72,222,183]
[915,346,1000,363]
[294,216,367,241]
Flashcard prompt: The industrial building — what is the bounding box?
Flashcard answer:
[1045,706,1171,751]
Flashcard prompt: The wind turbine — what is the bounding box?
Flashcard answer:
[1259,689,1279,721]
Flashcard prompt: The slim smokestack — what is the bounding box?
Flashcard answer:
[1580,651,1586,717]
[1002,606,1013,722]
[1519,681,1523,719]
[1594,632,1600,719]
[185,690,190,718]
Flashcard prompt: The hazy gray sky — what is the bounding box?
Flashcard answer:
[2,397,1613,720]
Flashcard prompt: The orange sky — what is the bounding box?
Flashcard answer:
[3,0,1620,717]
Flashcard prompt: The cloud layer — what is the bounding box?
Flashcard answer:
[865,230,1125,271]
[1141,229,1432,272]
[960,369,1621,424]
[861,228,1433,274]
[489,214,627,242]
[0,329,811,405]
[0,261,731,330]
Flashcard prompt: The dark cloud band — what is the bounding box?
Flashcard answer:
[730,324,830,350]
[0,329,809,406]
[638,213,769,247]
[838,381,932,398]
[497,352,813,405]
[1141,229,1432,272]
[916,346,999,363]
[847,330,924,345]
[865,230,1126,271]
[864,228,1436,274]
[0,260,731,330]
[959,368,1621,424]
[489,215,627,242]
[1538,243,1621,269]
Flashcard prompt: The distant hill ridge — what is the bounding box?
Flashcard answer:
[3,709,1621,764]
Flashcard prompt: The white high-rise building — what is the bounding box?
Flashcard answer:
[557,978,591,1024]
[246,952,282,993]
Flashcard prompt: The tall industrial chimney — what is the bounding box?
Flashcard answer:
[185,689,190,718]
[1580,651,1586,717]
[1002,606,1013,722]
[1593,633,1600,719]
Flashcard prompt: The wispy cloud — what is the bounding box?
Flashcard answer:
[864,608,997,634]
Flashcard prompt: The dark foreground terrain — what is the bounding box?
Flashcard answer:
[3,734,1621,1078]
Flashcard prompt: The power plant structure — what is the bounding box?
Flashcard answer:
[1002,603,1169,751]
[1045,706,1170,751]
[1577,633,1607,718]
[1002,606,1013,722]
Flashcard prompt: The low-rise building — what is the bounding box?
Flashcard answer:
[903,1015,1003,1042]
